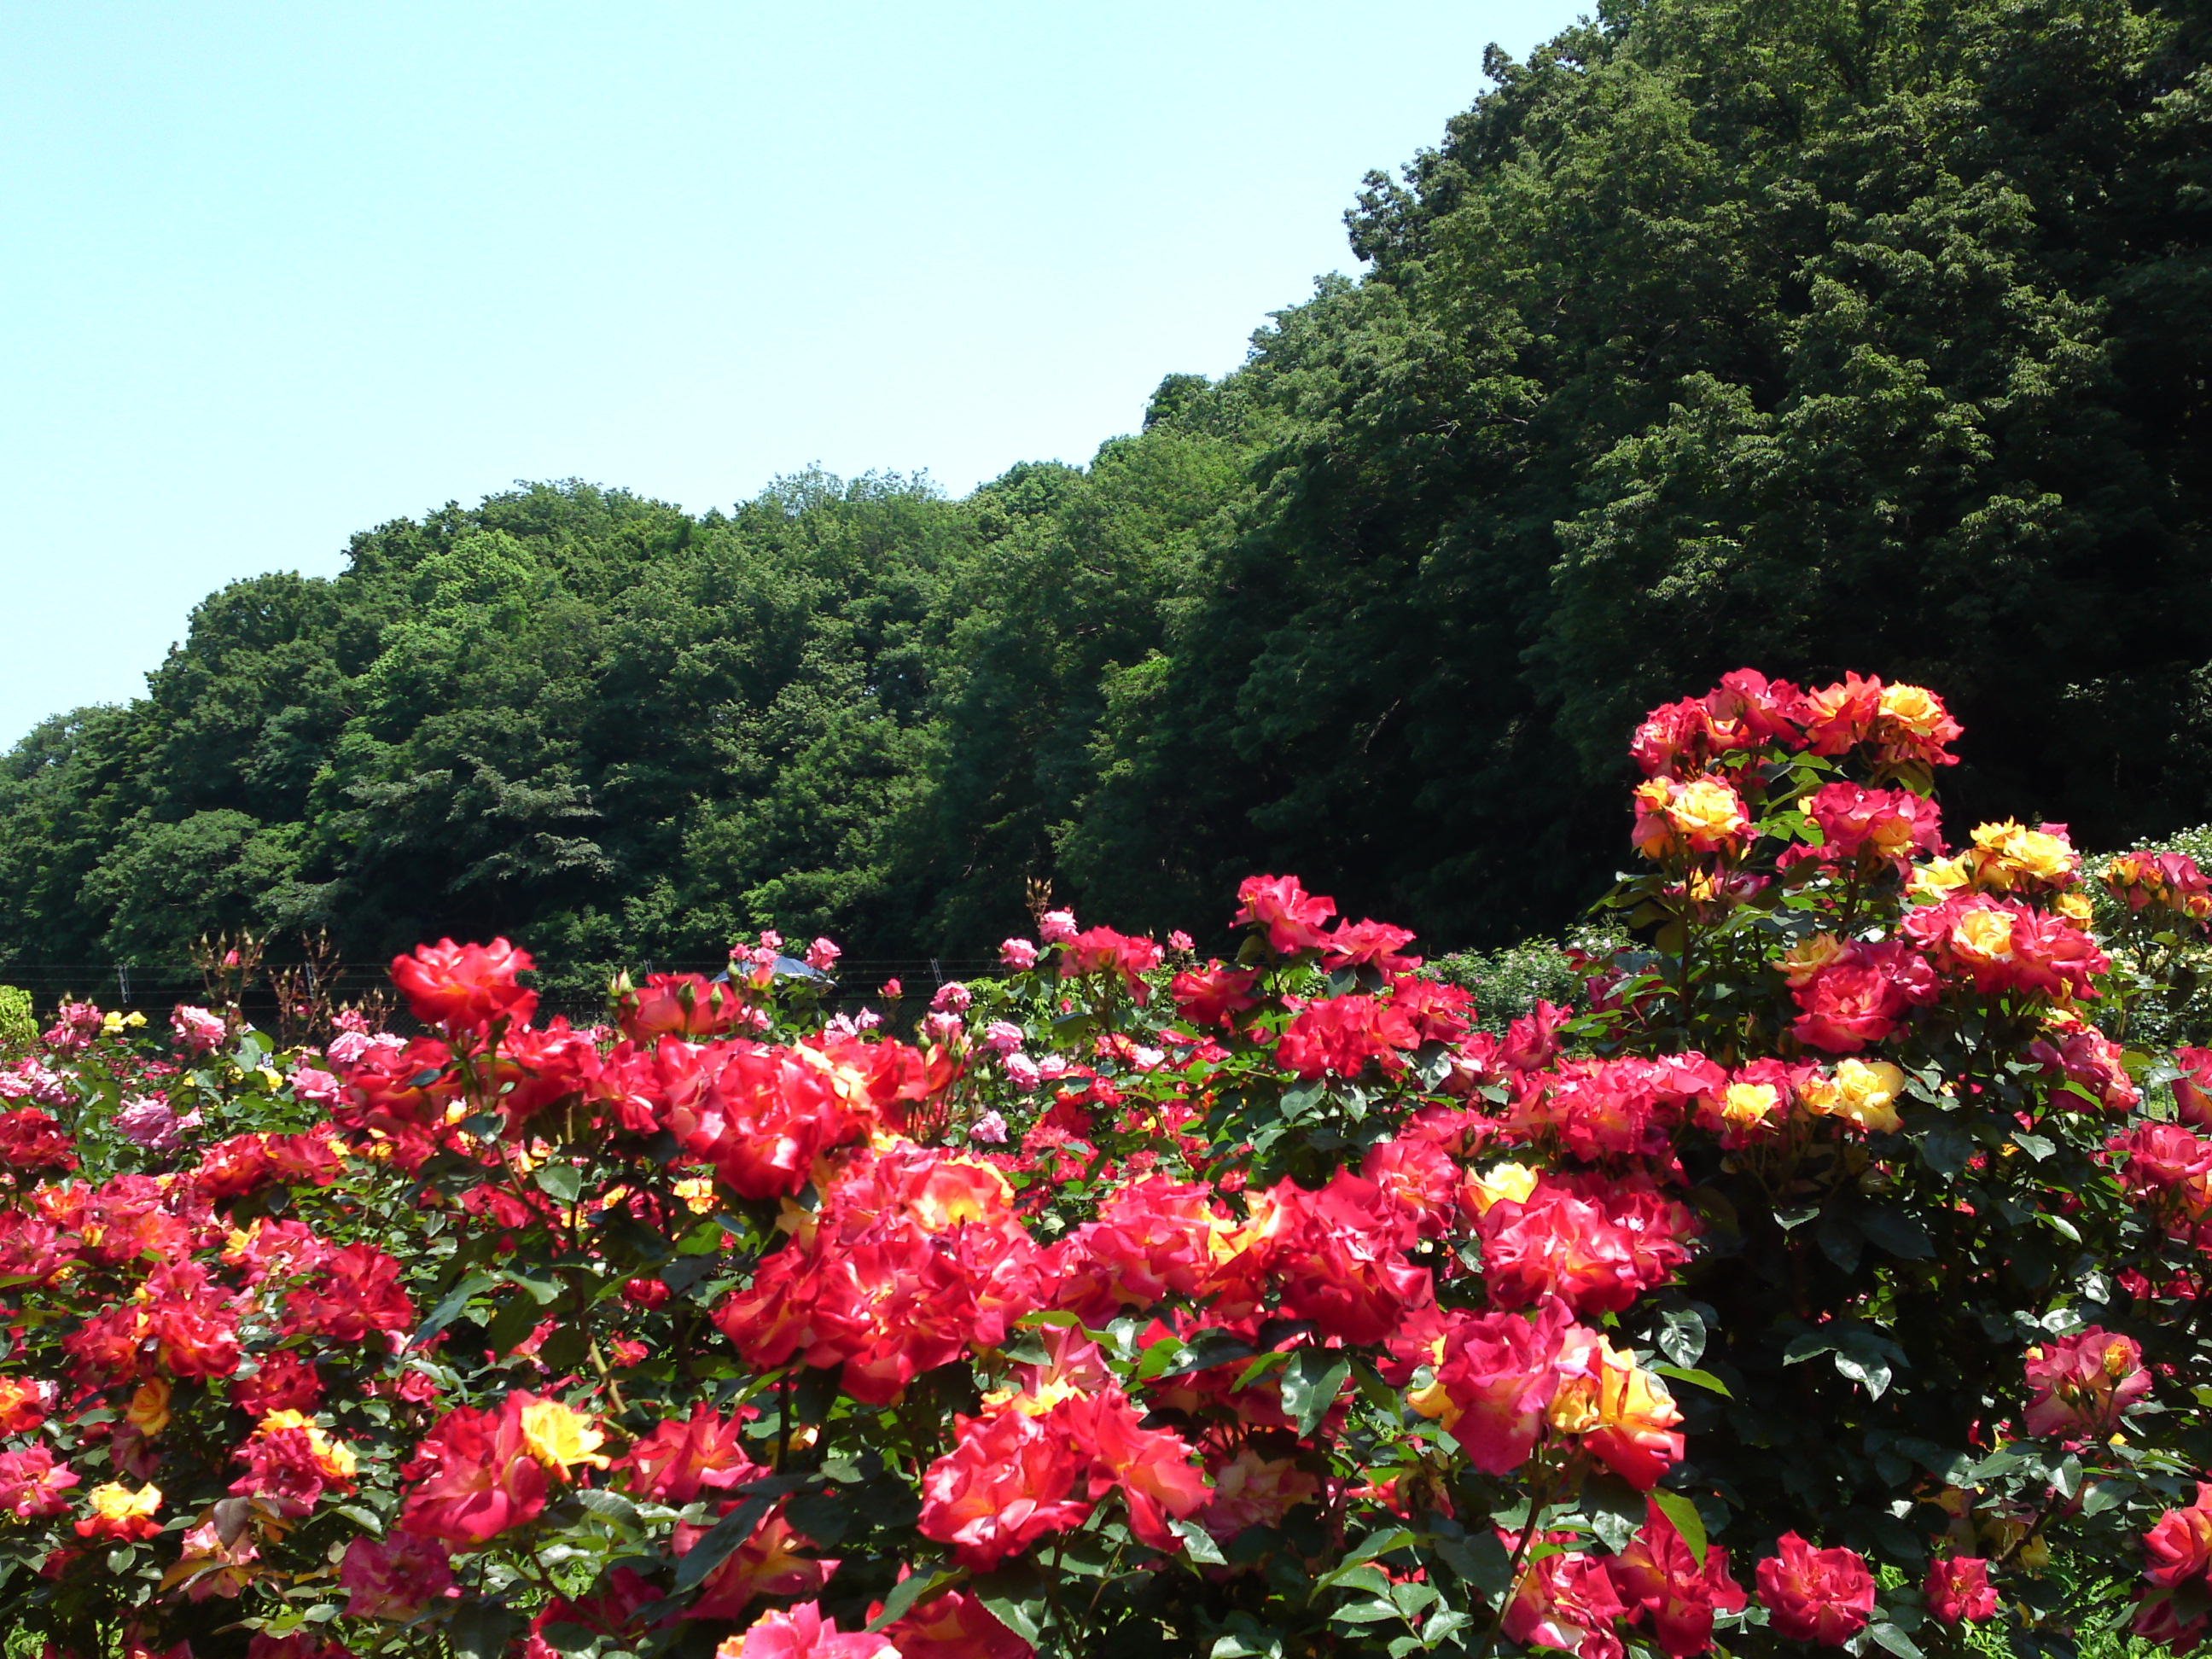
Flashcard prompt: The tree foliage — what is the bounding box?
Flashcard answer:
[2,0,2206,977]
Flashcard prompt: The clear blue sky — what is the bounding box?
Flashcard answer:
[0,0,1585,745]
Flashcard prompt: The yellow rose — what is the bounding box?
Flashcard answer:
[672,1176,719,1216]
[1970,819,2078,888]
[1667,777,1749,844]
[1720,1082,1780,1128]
[518,1397,609,1476]
[1953,908,2017,965]
[1877,683,1948,736]
[1817,1058,1906,1134]
[125,1380,171,1440]
[1907,853,1974,905]
[88,1481,161,1524]
[1463,1161,1540,1215]
[1780,933,1845,988]
[2054,891,2093,924]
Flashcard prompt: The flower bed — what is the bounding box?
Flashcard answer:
[3,668,2210,1658]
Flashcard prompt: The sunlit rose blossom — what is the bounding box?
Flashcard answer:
[389,937,537,1033]
[617,973,748,1041]
[1800,1058,1907,1135]
[1275,994,1420,1080]
[288,1065,341,1108]
[1924,1557,1998,1624]
[979,1021,1024,1056]
[1632,774,1750,859]
[339,1532,456,1619]
[1407,1299,1584,1473]
[969,1110,1009,1144]
[713,1602,898,1658]
[515,1394,609,1476]
[76,1481,162,1541]
[1790,940,1938,1052]
[115,1095,196,1151]
[1902,893,2108,1000]
[931,981,972,1014]
[283,1242,414,1344]
[1609,1497,1747,1656]
[999,937,1039,970]
[1233,874,1336,953]
[888,1586,1033,1658]
[0,1447,79,1519]
[1755,1534,1875,1644]
[1170,963,1262,1029]
[395,1395,549,1546]
[171,1005,227,1055]
[917,1405,1093,1568]
[805,936,841,973]
[1546,1334,1685,1489]
[1505,1541,1630,1659]
[1002,1053,1040,1091]
[615,1403,763,1505]
[1802,781,1943,868]
[0,1106,74,1172]
[2023,1327,2149,1437]
[2104,849,2212,920]
[1966,818,2079,893]
[0,1377,54,1435]
[1059,928,1165,999]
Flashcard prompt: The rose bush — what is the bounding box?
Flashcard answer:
[1,670,2209,1659]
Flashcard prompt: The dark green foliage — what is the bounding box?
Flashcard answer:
[2,0,2207,981]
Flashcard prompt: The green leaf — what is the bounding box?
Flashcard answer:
[1283,1348,1353,1437]
[1231,1349,1291,1390]
[1857,1208,1934,1260]
[573,1488,639,1530]
[1654,1365,1732,1398]
[971,1564,1049,1645]
[865,1567,963,1633]
[503,1266,562,1304]
[533,1162,582,1203]
[672,1496,768,1593]
[1171,1516,1228,1564]
[1867,1623,1924,1659]
[2011,1131,2056,1161]
[1650,1489,1707,1569]
[409,1272,495,1349]
[448,1601,517,1659]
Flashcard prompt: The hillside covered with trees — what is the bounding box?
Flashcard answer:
[3,0,2206,984]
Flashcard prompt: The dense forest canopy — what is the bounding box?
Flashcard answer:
[4,0,2206,987]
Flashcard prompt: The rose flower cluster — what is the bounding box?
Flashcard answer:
[0,668,2207,1659]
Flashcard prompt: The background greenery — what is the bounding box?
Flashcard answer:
[4,0,2206,988]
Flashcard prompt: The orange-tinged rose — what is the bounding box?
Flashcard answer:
[1807,1059,1906,1134]
[1462,1161,1540,1216]
[1907,854,1973,905]
[1877,683,1948,737]
[78,1480,162,1540]
[126,1379,171,1439]
[1781,934,1847,988]
[1953,908,2016,965]
[1720,1082,1779,1128]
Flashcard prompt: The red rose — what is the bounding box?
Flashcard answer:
[1924,1556,1998,1624]
[1755,1533,1874,1644]
[390,937,537,1033]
